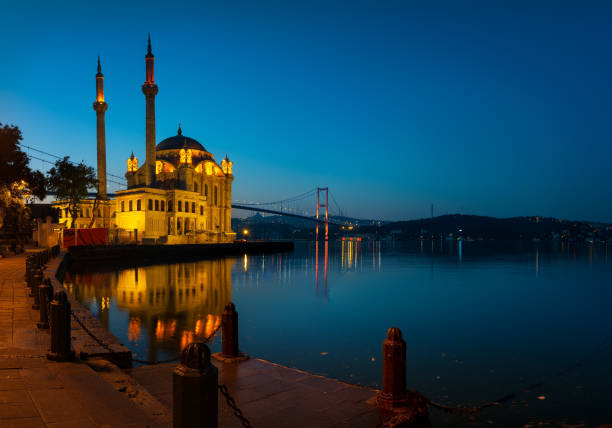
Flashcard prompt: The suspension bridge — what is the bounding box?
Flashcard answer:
[20,143,351,234]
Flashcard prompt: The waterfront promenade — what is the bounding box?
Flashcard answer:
[0,253,163,427]
[0,252,398,427]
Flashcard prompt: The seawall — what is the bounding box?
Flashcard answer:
[67,241,294,267]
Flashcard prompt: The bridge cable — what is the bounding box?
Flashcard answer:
[27,154,127,190]
[18,143,127,182]
[328,190,343,217]
[234,188,316,207]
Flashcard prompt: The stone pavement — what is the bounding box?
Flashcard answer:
[0,253,164,427]
[131,358,384,428]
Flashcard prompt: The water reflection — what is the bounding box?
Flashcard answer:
[64,238,612,402]
[64,258,233,363]
[314,240,329,297]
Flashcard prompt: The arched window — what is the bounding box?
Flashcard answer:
[214,186,218,206]
[204,184,208,198]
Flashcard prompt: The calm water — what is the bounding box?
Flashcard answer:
[65,240,612,427]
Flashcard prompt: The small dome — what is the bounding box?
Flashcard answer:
[157,126,206,151]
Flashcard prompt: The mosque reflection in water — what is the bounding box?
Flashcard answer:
[64,258,233,362]
[62,240,384,361]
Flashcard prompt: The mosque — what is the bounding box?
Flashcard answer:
[55,37,235,244]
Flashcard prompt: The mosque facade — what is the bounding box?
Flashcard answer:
[55,37,235,244]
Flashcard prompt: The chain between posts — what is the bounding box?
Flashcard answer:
[218,383,253,428]
[70,308,250,426]
[70,309,117,354]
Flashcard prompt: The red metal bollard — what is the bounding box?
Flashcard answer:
[376,327,411,410]
[46,291,75,361]
[32,278,41,310]
[30,271,42,298]
[212,302,249,363]
[37,279,53,329]
[222,302,239,357]
[173,343,218,428]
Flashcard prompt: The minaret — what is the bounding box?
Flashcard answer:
[142,34,158,187]
[93,56,108,199]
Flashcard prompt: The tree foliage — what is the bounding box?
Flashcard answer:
[0,123,47,238]
[0,123,47,200]
[46,157,97,228]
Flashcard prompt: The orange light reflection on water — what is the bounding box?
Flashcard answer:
[128,317,141,342]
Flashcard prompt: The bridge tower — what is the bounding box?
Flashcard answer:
[316,187,329,241]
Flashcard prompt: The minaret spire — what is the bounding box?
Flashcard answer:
[142,34,159,187]
[147,34,153,56]
[93,57,108,200]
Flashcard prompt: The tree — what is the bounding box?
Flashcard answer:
[46,157,97,228]
[0,123,47,244]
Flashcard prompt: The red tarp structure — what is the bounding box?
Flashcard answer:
[63,228,107,248]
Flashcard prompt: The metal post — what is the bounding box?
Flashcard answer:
[30,271,42,298]
[37,279,53,329]
[222,302,239,358]
[47,290,75,361]
[32,277,41,309]
[25,260,36,285]
[376,327,410,410]
[173,343,218,428]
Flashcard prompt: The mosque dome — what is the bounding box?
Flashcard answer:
[156,125,206,151]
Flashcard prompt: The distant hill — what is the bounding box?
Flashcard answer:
[232,213,611,241]
[358,214,609,240]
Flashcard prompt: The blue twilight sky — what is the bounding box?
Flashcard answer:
[1,0,611,221]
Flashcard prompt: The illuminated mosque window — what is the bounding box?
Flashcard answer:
[205,184,208,197]
[137,200,141,211]
[200,205,203,215]
[192,202,196,213]
[155,200,159,211]
[179,148,193,164]
[121,201,125,212]
[148,199,153,210]
[178,201,182,212]
[168,200,173,212]
[214,187,218,206]
[161,200,165,211]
